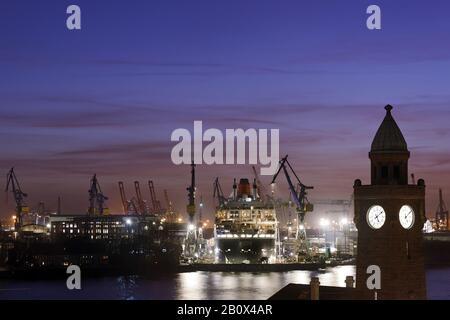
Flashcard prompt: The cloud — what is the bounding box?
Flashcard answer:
[89,58,326,77]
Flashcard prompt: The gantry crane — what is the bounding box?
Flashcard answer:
[134,181,149,215]
[5,168,29,230]
[87,174,109,216]
[148,180,162,214]
[118,181,128,214]
[118,181,139,215]
[271,155,313,257]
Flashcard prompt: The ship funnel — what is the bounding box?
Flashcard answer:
[237,179,251,198]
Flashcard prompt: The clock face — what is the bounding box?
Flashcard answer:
[367,205,386,229]
[399,205,415,229]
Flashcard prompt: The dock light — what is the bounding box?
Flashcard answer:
[125,218,132,226]
[12,215,16,220]
[188,224,195,231]
[178,218,183,223]
[299,224,305,230]
[319,218,330,227]
[203,222,207,228]
[46,223,51,229]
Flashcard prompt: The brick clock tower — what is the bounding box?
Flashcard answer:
[354,105,427,300]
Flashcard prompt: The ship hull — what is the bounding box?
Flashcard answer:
[216,238,275,264]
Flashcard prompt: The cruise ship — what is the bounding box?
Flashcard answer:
[214,178,278,264]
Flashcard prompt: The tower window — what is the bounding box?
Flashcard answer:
[393,166,400,180]
[381,166,388,178]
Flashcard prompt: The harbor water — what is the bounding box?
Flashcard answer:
[0,266,449,300]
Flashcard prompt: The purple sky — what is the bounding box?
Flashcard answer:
[1,0,450,220]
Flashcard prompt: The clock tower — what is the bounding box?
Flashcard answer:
[354,105,427,300]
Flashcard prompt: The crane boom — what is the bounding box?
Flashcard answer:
[213,177,226,207]
[118,181,128,214]
[134,181,147,215]
[148,180,159,213]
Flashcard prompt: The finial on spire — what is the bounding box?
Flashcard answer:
[385,105,393,113]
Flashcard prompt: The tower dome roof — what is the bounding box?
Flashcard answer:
[371,105,408,153]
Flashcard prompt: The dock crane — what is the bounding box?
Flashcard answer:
[271,155,313,257]
[164,189,177,222]
[436,189,449,231]
[187,162,196,224]
[5,168,29,230]
[118,181,129,214]
[118,182,139,215]
[184,162,198,258]
[148,180,161,214]
[213,177,227,207]
[134,181,149,215]
[87,174,109,216]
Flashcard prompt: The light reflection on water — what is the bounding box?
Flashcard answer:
[176,266,355,300]
[0,266,448,300]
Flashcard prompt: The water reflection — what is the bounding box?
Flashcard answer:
[174,266,356,300]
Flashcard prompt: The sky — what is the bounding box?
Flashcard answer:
[1,0,450,221]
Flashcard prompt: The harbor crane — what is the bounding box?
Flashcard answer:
[118,181,129,214]
[184,162,198,258]
[118,182,139,215]
[134,181,149,215]
[148,180,162,214]
[436,189,449,231]
[213,177,227,207]
[186,162,196,224]
[164,189,177,222]
[87,174,109,216]
[271,155,313,257]
[5,168,29,230]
